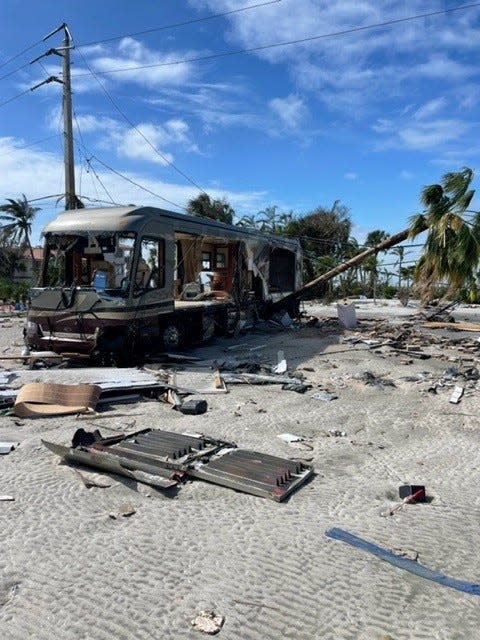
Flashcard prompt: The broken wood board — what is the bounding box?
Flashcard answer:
[424,321,480,332]
[221,372,298,385]
[14,382,101,418]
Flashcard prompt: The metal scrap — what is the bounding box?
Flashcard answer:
[43,428,314,501]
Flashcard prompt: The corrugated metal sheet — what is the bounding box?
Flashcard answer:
[42,428,313,501]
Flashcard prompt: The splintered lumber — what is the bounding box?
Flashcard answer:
[221,372,296,385]
[424,321,480,332]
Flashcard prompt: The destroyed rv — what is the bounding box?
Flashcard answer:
[25,205,302,362]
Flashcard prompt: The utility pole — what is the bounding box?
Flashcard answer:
[30,23,77,210]
[62,26,76,210]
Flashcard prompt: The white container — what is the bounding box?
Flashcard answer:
[337,303,357,329]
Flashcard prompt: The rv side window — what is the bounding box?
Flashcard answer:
[136,237,165,291]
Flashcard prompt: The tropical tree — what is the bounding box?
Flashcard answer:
[364,229,388,299]
[187,193,235,224]
[390,245,405,289]
[409,167,480,302]
[283,202,352,282]
[0,195,39,268]
[0,247,25,279]
[236,214,258,229]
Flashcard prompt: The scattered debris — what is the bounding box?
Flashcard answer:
[191,610,224,635]
[311,390,338,402]
[277,433,304,443]
[399,485,426,502]
[393,547,419,562]
[326,527,480,596]
[272,350,287,374]
[0,370,17,387]
[353,371,396,387]
[13,382,101,418]
[109,503,136,519]
[43,428,314,502]
[381,486,426,517]
[177,398,208,415]
[281,381,311,393]
[221,372,297,385]
[0,441,19,455]
[233,599,280,611]
[449,385,464,404]
[326,430,346,437]
[75,469,113,488]
[424,320,480,332]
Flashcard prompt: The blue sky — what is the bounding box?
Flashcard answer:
[1,0,479,252]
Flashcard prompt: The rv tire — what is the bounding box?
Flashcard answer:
[161,323,183,351]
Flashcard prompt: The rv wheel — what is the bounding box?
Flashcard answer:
[162,323,182,351]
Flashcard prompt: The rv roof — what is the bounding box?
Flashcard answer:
[42,205,300,250]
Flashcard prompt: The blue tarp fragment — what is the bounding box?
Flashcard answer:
[326,527,480,596]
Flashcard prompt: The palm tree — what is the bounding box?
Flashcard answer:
[365,229,388,300]
[236,214,258,229]
[391,245,405,289]
[0,195,39,270]
[409,167,480,302]
[257,205,279,232]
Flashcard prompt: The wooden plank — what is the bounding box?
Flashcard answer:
[424,321,480,332]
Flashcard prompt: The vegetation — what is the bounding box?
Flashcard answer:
[3,170,478,305]
[409,167,480,303]
[0,194,39,269]
[187,193,235,224]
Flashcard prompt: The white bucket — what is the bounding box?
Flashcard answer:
[337,303,357,329]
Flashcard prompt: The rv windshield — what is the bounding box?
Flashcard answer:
[41,233,135,295]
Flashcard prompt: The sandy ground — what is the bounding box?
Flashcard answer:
[1,301,480,639]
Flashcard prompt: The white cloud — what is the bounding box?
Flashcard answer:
[399,119,468,151]
[0,136,268,242]
[269,94,307,129]
[73,114,121,133]
[400,170,413,180]
[413,98,446,121]
[90,37,197,87]
[109,119,198,164]
[344,172,358,180]
[374,118,469,151]
[193,0,480,118]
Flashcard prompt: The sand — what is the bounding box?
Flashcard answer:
[1,301,480,639]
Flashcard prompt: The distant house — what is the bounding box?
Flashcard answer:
[13,246,43,283]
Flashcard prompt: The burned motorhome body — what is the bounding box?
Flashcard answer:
[25,206,302,361]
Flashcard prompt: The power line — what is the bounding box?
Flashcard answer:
[76,194,126,206]
[76,48,206,193]
[0,60,31,83]
[73,109,116,204]
[89,155,186,210]
[26,194,65,203]
[0,134,61,157]
[0,87,32,108]
[77,1,282,48]
[0,38,44,70]
[0,1,282,84]
[74,2,480,78]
